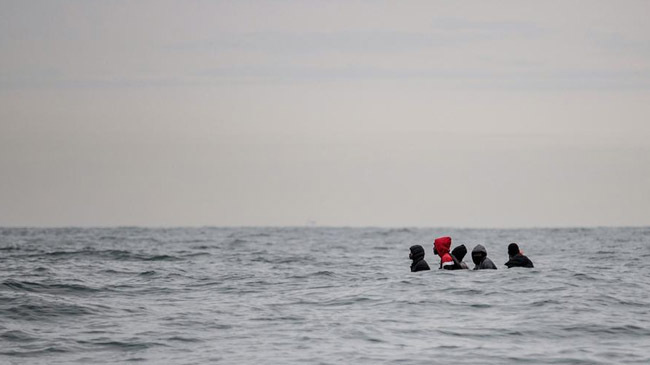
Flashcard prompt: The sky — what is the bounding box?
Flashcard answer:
[1,0,649,227]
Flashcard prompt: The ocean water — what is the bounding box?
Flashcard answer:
[1,227,649,364]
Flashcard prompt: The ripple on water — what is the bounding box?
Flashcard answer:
[2,279,101,295]
[76,339,166,351]
[1,300,98,321]
[0,330,38,342]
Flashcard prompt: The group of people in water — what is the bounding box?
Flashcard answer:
[409,236,534,272]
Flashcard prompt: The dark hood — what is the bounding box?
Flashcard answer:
[451,244,467,262]
[471,244,487,265]
[508,243,520,258]
[409,245,425,262]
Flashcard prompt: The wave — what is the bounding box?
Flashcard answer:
[166,336,203,343]
[76,339,165,350]
[181,252,211,257]
[0,330,38,342]
[251,255,315,264]
[12,249,182,262]
[142,255,179,261]
[0,346,72,357]
[563,324,650,336]
[289,270,336,279]
[225,238,249,247]
[1,300,98,321]
[2,279,100,295]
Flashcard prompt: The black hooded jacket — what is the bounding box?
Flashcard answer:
[505,254,534,268]
[505,243,534,268]
[409,245,430,272]
[447,244,469,270]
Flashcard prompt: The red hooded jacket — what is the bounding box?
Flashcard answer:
[434,236,454,269]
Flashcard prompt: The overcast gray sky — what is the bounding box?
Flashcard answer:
[1,0,649,227]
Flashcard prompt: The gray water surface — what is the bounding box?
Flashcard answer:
[1,227,649,364]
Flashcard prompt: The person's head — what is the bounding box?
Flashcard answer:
[471,244,487,266]
[409,245,425,261]
[451,244,467,262]
[508,243,520,258]
[433,236,452,257]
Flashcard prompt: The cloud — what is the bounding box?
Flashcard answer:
[430,17,543,35]
[2,2,649,92]
[192,65,650,91]
[167,21,543,56]
[591,31,650,57]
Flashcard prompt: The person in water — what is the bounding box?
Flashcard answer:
[449,244,469,270]
[409,245,430,272]
[433,236,455,269]
[471,244,497,270]
[505,243,534,268]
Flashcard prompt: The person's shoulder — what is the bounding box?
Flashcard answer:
[522,255,534,267]
[415,260,430,270]
[483,257,498,269]
[506,254,534,268]
[441,253,454,268]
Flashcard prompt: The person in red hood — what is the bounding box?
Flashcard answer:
[433,236,455,269]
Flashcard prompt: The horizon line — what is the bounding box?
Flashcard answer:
[1,224,648,230]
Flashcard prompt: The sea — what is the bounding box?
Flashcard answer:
[1,227,649,364]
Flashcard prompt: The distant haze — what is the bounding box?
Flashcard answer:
[1,1,649,227]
